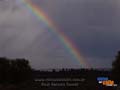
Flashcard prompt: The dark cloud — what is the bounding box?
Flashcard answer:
[33,0,120,68]
[0,0,82,69]
[0,0,119,69]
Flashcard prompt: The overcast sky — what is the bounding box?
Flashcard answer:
[0,0,120,69]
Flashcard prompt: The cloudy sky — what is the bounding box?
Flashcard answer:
[0,0,119,69]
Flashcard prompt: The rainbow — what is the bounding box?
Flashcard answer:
[18,0,90,68]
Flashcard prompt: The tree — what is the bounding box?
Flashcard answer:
[0,57,33,84]
[112,51,120,83]
[10,58,32,83]
[0,57,10,83]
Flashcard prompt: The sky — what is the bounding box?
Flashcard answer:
[0,0,120,69]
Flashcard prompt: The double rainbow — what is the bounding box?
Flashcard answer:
[18,0,90,68]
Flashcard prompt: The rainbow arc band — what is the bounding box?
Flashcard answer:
[18,0,90,68]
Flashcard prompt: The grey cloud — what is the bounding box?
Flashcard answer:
[34,0,120,68]
[0,0,120,69]
[0,0,82,69]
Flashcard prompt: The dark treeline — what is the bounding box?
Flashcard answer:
[0,57,112,84]
[0,51,119,90]
[33,69,113,90]
[0,57,32,84]
[34,68,111,79]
